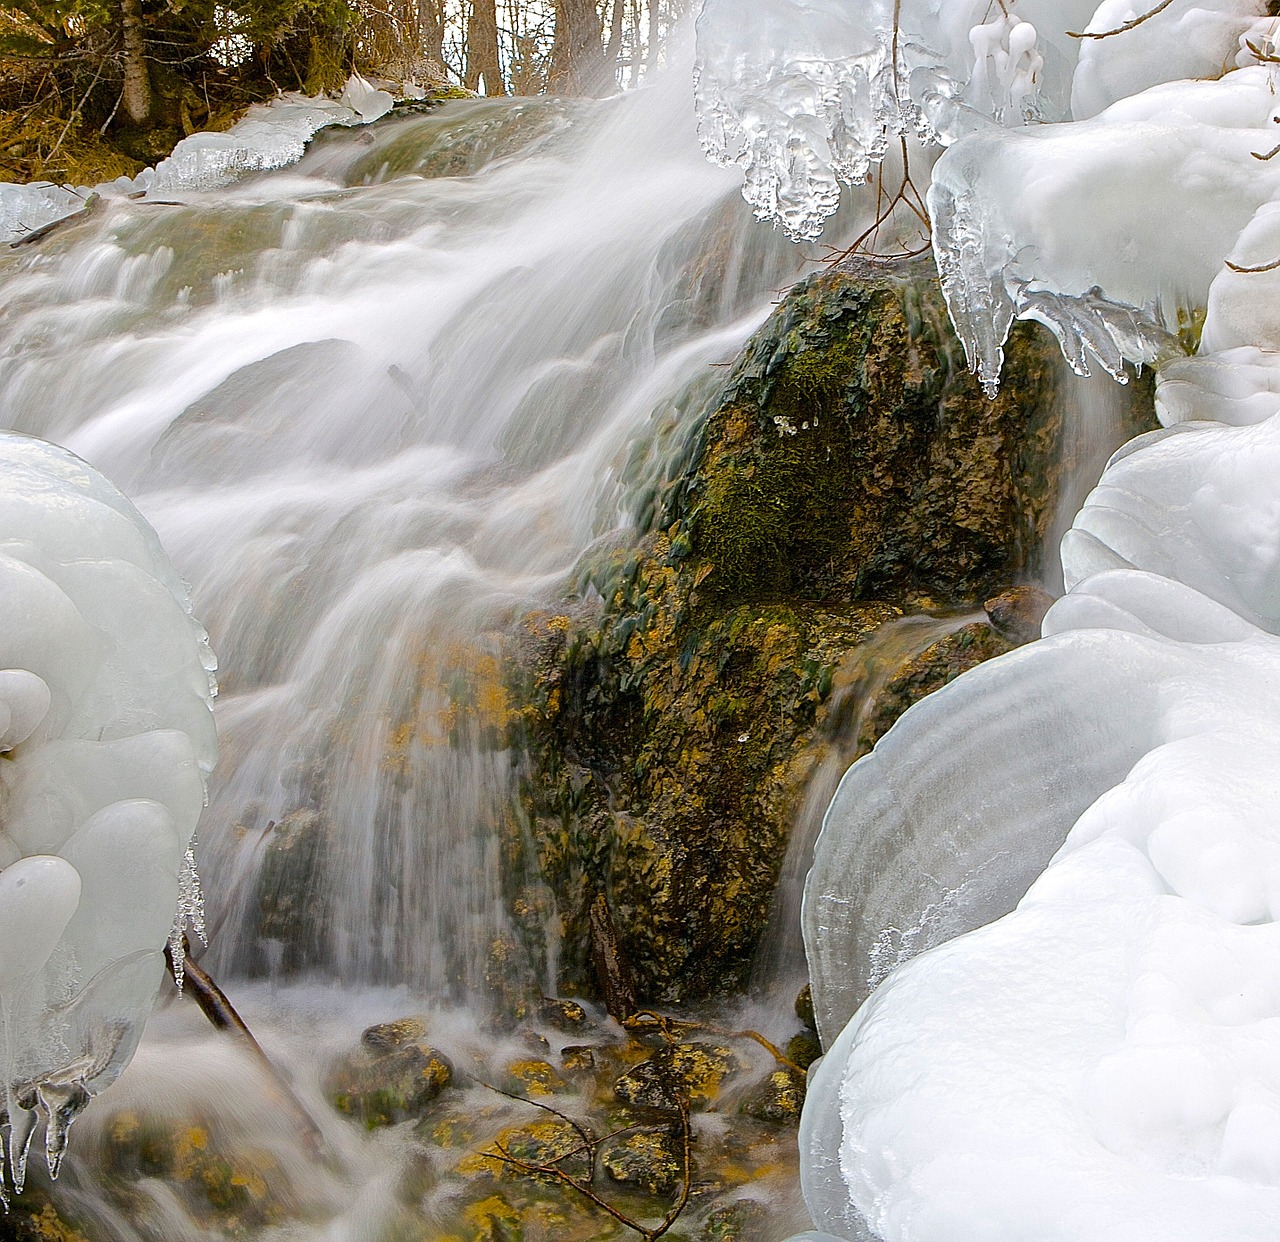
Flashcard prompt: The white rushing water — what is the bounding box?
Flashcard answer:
[694,0,1280,1238]
[1,66,819,1001]
[0,39,871,1235]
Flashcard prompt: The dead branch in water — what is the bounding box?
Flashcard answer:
[163,936,329,1159]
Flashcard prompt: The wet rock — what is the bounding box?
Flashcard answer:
[786,1030,822,1071]
[537,996,588,1031]
[560,1045,597,1072]
[614,1043,741,1112]
[700,1198,769,1241]
[325,1027,453,1128]
[985,584,1055,644]
[362,1016,428,1051]
[600,1126,684,1196]
[463,1118,592,1186]
[2,1195,92,1242]
[460,1193,523,1242]
[100,1111,292,1233]
[513,258,1157,1005]
[857,622,1016,753]
[252,809,332,972]
[794,983,816,1032]
[741,1067,807,1125]
[505,1059,567,1098]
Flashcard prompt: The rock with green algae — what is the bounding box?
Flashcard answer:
[0,1196,92,1242]
[325,1019,454,1129]
[740,1067,807,1125]
[600,1126,685,1196]
[855,620,1018,754]
[613,1042,742,1112]
[511,257,1157,1007]
[97,1109,295,1235]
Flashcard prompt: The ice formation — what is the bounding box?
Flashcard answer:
[695,0,1104,239]
[0,433,215,1198]
[0,78,401,245]
[693,0,1280,1238]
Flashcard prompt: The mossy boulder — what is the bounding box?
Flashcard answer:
[684,258,1070,605]
[512,257,1157,1005]
[741,1067,807,1125]
[0,1197,92,1242]
[613,1043,741,1112]
[98,1110,293,1234]
[600,1126,684,1196]
[325,1020,454,1129]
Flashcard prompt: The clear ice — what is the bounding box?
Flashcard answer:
[0,77,395,246]
[0,432,216,1198]
[694,0,1280,1238]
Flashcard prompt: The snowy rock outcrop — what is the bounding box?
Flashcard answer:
[0,432,215,1198]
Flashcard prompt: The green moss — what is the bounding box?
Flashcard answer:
[510,258,1159,1006]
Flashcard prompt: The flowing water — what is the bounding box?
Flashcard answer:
[0,34,1146,1233]
[0,58,851,1239]
[0,82,816,995]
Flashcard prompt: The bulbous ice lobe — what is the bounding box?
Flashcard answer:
[0,432,215,1196]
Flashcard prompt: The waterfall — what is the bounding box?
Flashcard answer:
[0,76,815,1001]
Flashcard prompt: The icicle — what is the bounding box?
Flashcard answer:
[35,1079,90,1180]
[167,838,206,994]
[5,1103,35,1195]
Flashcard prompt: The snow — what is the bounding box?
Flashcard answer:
[0,432,215,1197]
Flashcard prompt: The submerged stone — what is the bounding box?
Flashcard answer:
[741,1067,807,1125]
[325,1027,454,1129]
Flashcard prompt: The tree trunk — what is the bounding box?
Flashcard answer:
[603,0,624,89]
[120,0,152,126]
[419,0,443,59]
[549,0,607,96]
[465,0,504,95]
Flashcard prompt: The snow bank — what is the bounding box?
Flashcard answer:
[0,432,215,1198]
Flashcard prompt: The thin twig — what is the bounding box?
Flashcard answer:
[1068,0,1176,40]
[472,1077,595,1155]
[1225,256,1280,274]
[476,1079,694,1240]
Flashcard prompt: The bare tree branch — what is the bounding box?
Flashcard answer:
[1068,0,1176,41]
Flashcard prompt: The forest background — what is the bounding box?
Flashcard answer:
[0,0,693,183]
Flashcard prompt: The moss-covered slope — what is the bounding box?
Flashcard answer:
[512,257,1155,1004]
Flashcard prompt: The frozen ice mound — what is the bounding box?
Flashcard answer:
[151,92,361,193]
[728,1,1280,1236]
[692,0,1256,242]
[930,67,1280,394]
[0,432,216,1199]
[802,356,1280,1238]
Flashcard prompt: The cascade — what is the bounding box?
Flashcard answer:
[0,34,874,1239]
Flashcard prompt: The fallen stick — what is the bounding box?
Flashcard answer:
[163,937,329,1159]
